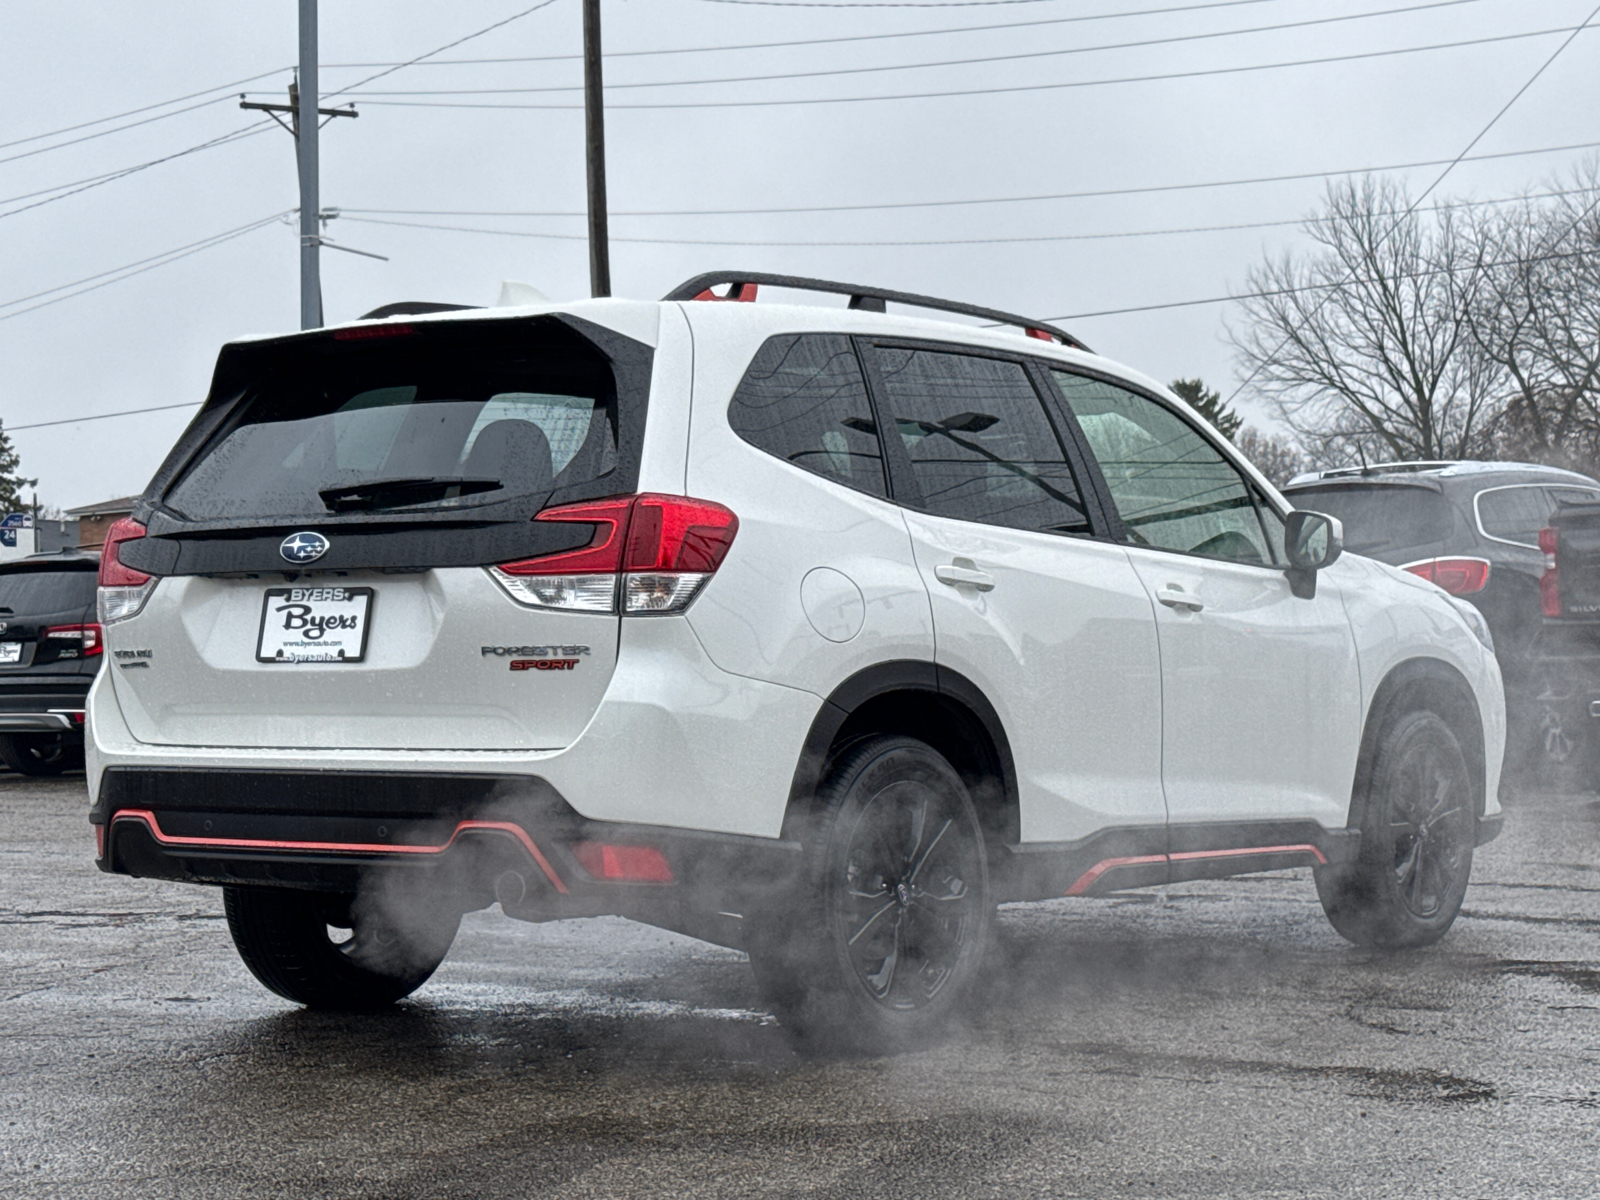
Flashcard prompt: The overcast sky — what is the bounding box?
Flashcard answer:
[3,0,1597,511]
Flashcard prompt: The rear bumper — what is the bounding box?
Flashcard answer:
[92,768,800,949]
[0,681,90,737]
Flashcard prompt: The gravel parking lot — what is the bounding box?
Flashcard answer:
[3,772,1598,1199]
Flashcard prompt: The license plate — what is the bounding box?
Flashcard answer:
[0,642,19,664]
[256,586,373,663]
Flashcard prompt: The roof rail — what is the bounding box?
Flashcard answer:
[1308,460,1460,480]
[358,301,481,320]
[662,271,1093,353]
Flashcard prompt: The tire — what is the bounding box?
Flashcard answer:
[223,883,460,1009]
[0,733,76,776]
[1315,710,1476,948]
[746,736,993,1055]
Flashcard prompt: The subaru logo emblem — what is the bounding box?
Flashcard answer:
[280,531,330,564]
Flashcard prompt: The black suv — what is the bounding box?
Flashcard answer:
[1282,461,1600,771]
[0,550,101,775]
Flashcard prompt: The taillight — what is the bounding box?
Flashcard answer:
[98,517,158,624]
[1540,526,1561,617]
[45,624,103,657]
[1402,557,1491,596]
[488,494,738,614]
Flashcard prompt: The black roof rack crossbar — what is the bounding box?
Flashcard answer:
[662,271,1092,353]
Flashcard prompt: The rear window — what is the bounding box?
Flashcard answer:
[1284,484,1453,554]
[0,569,97,616]
[165,320,621,521]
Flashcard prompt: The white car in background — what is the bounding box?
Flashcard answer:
[87,272,1504,1051]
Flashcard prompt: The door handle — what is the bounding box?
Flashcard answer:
[1156,586,1204,612]
[935,563,996,592]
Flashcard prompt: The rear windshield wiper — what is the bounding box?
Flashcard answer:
[318,476,503,513]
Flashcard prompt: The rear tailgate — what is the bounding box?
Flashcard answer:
[106,309,657,751]
[1550,498,1600,620]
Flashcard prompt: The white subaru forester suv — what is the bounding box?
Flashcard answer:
[89,273,1505,1051]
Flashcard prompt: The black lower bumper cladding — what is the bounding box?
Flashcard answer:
[93,768,800,948]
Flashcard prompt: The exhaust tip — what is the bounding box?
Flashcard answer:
[494,870,528,909]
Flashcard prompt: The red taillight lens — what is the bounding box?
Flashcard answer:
[571,841,674,883]
[332,323,416,340]
[1540,525,1561,617]
[99,517,149,586]
[489,494,738,614]
[623,495,739,573]
[1403,557,1490,596]
[45,624,103,657]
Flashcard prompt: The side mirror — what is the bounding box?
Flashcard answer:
[1283,510,1343,598]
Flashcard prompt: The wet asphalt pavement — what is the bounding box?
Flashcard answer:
[3,774,1599,1199]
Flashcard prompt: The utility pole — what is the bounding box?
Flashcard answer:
[241,0,357,329]
[583,0,611,298]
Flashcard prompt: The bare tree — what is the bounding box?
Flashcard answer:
[1234,426,1306,487]
[1228,177,1494,466]
[1466,161,1600,474]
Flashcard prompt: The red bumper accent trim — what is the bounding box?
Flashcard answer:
[108,810,569,894]
[1064,844,1327,896]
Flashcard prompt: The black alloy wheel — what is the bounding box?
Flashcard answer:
[1315,710,1476,948]
[747,735,993,1054]
[0,733,80,777]
[224,883,460,1009]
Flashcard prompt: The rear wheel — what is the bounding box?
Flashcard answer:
[746,736,993,1054]
[1315,710,1476,948]
[223,885,459,1009]
[0,733,79,776]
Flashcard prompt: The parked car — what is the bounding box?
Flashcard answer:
[88,273,1504,1051]
[1282,461,1600,774]
[0,550,101,775]
[1526,495,1600,776]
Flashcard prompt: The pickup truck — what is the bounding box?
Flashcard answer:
[1533,497,1600,774]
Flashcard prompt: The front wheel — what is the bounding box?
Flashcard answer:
[1315,710,1476,948]
[224,885,459,1009]
[746,736,993,1054]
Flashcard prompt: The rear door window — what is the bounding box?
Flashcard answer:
[866,345,1091,535]
[165,320,621,521]
[1282,484,1453,555]
[727,334,887,499]
[1052,370,1275,565]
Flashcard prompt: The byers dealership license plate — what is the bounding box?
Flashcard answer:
[256,586,373,663]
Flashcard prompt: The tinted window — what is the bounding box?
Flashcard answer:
[727,334,887,499]
[1477,486,1559,548]
[1053,371,1272,564]
[1283,484,1452,554]
[0,569,97,616]
[166,321,619,521]
[869,347,1090,534]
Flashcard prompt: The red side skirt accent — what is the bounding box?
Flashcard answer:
[1065,844,1327,897]
[108,810,569,894]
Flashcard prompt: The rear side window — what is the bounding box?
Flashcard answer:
[1285,484,1453,554]
[868,347,1091,535]
[165,320,621,521]
[0,569,97,615]
[727,334,887,499]
[1479,484,1600,548]
[1053,371,1274,564]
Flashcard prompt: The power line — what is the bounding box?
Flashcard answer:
[0,67,289,153]
[0,94,245,168]
[339,138,1600,219]
[0,212,293,315]
[356,24,1595,109]
[8,403,203,434]
[0,123,276,222]
[342,0,1501,97]
[319,0,1308,66]
[338,188,1595,248]
[0,214,288,324]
